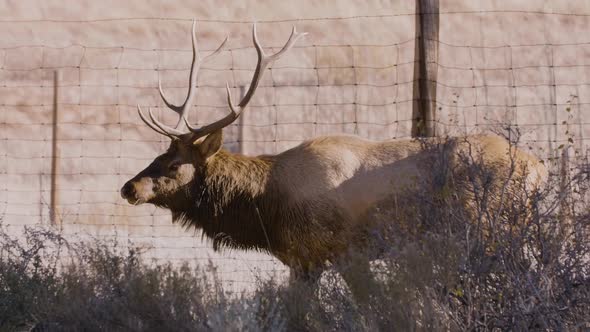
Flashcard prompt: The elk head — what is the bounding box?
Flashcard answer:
[121,20,306,207]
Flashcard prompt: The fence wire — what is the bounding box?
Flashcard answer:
[1,8,589,290]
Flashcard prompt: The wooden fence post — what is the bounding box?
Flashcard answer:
[412,0,440,137]
[50,70,60,225]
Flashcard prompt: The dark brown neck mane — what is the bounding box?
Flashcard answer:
[168,150,284,253]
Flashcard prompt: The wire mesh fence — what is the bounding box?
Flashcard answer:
[1,3,589,291]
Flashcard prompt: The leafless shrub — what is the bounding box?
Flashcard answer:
[325,133,590,330]
[0,227,287,331]
[0,225,67,330]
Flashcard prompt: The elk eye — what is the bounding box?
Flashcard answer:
[169,163,181,172]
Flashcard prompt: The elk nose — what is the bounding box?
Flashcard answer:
[120,182,135,199]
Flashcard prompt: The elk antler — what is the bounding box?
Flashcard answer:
[182,24,307,139]
[138,20,306,141]
[138,19,228,137]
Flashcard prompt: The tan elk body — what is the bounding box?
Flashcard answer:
[121,21,546,275]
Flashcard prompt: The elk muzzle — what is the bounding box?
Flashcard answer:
[121,177,154,205]
[120,182,135,200]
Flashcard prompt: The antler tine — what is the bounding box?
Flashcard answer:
[147,107,187,136]
[176,21,229,129]
[181,83,240,138]
[172,19,202,130]
[147,19,229,137]
[137,105,174,138]
[184,23,306,139]
[157,80,183,113]
[239,23,307,109]
[203,35,229,62]
[253,25,307,67]
[156,20,201,120]
[158,36,229,114]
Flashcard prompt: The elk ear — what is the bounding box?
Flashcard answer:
[195,129,223,159]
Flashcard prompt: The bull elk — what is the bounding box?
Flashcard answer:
[121,21,546,284]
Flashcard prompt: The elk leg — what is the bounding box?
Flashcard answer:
[288,266,322,286]
[335,252,377,306]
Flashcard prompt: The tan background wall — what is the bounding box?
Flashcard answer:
[1,0,588,291]
[436,0,590,159]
